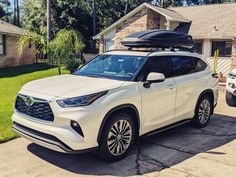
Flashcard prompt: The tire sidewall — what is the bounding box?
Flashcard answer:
[98,113,135,161]
[193,95,212,128]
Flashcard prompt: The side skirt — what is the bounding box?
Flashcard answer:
[142,119,192,137]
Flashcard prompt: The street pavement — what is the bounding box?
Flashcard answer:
[0,91,236,177]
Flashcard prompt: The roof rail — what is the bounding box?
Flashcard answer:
[106,47,193,53]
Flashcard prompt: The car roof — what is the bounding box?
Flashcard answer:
[105,49,202,59]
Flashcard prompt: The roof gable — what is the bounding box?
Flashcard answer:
[94,3,190,39]
[0,20,26,36]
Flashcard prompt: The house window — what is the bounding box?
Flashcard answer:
[104,39,115,52]
[0,34,6,55]
[104,29,116,52]
[192,41,203,54]
[211,41,232,57]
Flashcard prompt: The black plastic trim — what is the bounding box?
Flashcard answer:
[142,119,192,137]
[97,104,140,142]
[13,122,98,154]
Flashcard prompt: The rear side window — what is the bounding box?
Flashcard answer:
[170,56,195,76]
[141,56,172,81]
[192,57,207,72]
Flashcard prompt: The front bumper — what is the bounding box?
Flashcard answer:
[12,106,101,153]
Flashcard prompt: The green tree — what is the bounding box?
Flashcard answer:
[20,0,47,36]
[0,0,12,21]
[18,29,85,75]
[95,0,153,30]
[51,0,93,49]
[48,29,85,75]
[0,5,5,17]
[18,32,47,60]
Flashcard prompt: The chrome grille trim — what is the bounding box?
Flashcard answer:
[15,94,54,121]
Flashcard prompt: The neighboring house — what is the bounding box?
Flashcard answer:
[0,20,35,68]
[94,2,236,76]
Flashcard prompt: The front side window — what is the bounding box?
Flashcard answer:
[0,34,5,55]
[140,56,172,81]
[170,56,196,76]
[74,55,147,81]
[211,41,232,57]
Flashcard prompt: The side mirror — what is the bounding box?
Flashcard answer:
[143,72,165,88]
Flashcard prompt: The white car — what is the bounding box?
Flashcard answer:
[226,68,236,106]
[12,50,218,161]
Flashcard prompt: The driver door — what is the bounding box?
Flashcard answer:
[138,56,176,134]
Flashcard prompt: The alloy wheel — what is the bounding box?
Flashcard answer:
[107,119,132,156]
[198,99,211,124]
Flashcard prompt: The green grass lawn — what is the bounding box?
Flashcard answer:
[0,64,69,143]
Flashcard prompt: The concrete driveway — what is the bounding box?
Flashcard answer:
[1,91,236,177]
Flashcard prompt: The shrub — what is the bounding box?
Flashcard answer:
[65,58,82,73]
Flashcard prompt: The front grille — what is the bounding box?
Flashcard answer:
[15,94,54,121]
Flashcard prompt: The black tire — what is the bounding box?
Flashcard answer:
[98,113,135,161]
[226,91,236,107]
[192,95,213,128]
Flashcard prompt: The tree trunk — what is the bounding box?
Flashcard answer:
[58,65,62,75]
[16,0,20,26]
[47,0,52,42]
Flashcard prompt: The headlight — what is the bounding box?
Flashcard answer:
[57,91,108,108]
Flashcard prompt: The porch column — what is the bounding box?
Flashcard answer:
[231,37,236,69]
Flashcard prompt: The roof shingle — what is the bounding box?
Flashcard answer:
[169,3,236,39]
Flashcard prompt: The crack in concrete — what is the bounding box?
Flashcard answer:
[135,140,170,175]
[143,140,236,170]
[144,140,195,156]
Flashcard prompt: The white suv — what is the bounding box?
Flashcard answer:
[226,68,236,106]
[12,50,218,161]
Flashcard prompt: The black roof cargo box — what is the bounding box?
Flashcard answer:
[121,30,193,49]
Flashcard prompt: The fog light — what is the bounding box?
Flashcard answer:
[71,120,84,137]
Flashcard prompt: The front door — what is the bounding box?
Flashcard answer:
[138,56,176,134]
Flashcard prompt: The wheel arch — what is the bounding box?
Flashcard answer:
[196,89,214,115]
[97,104,140,143]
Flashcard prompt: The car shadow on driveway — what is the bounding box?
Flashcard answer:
[27,114,236,176]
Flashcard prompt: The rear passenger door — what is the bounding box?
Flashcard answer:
[170,56,208,122]
[138,56,176,134]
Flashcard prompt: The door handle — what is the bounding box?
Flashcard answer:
[167,84,175,90]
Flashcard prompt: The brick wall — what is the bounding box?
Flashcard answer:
[115,8,148,50]
[231,38,236,69]
[0,35,35,68]
[147,8,161,29]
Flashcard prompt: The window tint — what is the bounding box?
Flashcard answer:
[170,56,195,76]
[192,58,207,72]
[141,56,172,81]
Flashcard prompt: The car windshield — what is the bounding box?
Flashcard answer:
[74,54,147,81]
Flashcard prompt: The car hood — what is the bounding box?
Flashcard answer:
[22,74,124,98]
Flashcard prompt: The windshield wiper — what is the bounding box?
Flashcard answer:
[86,74,100,78]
